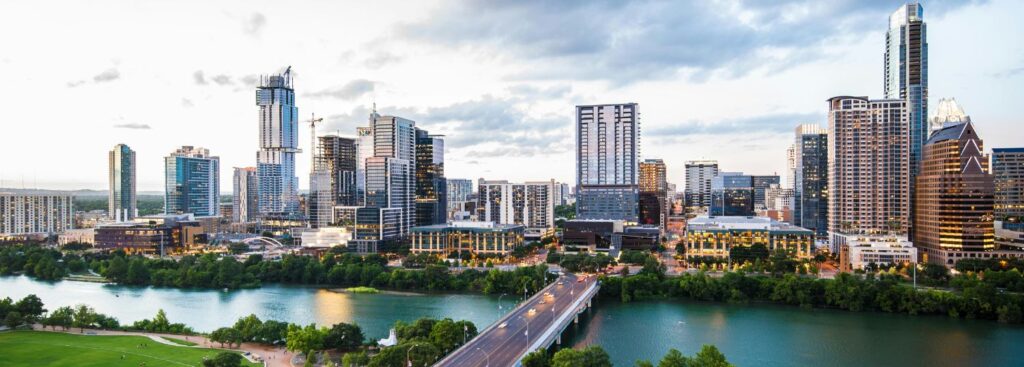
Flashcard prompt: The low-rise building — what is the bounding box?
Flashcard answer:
[410,221,525,255]
[561,220,625,254]
[95,214,205,254]
[58,228,95,246]
[834,234,916,272]
[299,227,353,248]
[684,216,813,261]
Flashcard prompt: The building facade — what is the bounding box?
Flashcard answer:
[476,179,557,232]
[0,192,74,236]
[710,173,754,217]
[993,148,1024,227]
[834,234,917,272]
[827,97,908,250]
[793,124,828,238]
[232,167,258,223]
[639,159,668,228]
[684,216,814,261]
[164,146,220,217]
[914,122,994,266]
[415,128,446,226]
[308,170,333,228]
[884,3,928,238]
[685,160,719,212]
[575,103,639,221]
[108,143,136,222]
[315,135,358,206]
[256,67,300,216]
[410,221,525,255]
[751,175,780,211]
[446,178,473,219]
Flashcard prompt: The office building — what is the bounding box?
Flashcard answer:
[232,167,258,223]
[355,126,375,206]
[108,143,136,221]
[575,103,639,221]
[415,128,446,226]
[447,178,473,219]
[256,66,300,216]
[639,159,668,228]
[764,183,794,223]
[365,115,416,234]
[477,179,557,236]
[915,122,995,266]
[685,160,719,212]
[751,175,780,211]
[410,221,525,256]
[684,216,814,261]
[315,135,358,206]
[930,98,970,131]
[0,192,74,236]
[793,124,828,238]
[164,146,219,217]
[993,148,1024,227]
[308,170,333,228]
[710,173,754,217]
[561,220,624,254]
[94,214,203,254]
[884,3,928,238]
[827,96,908,250]
[834,234,916,272]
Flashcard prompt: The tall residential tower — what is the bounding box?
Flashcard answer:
[164,146,220,217]
[108,143,136,221]
[256,66,300,217]
[575,103,639,221]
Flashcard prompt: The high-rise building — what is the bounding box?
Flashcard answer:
[232,167,258,223]
[685,160,719,212]
[786,144,796,190]
[993,148,1024,226]
[256,66,300,217]
[710,173,754,217]
[477,179,557,231]
[827,96,908,250]
[315,135,358,206]
[415,128,446,226]
[355,126,375,206]
[108,143,136,222]
[764,183,795,223]
[366,115,416,235]
[575,103,639,221]
[915,122,994,266]
[884,3,928,238]
[751,175,780,211]
[930,98,970,132]
[308,170,333,228]
[165,146,220,217]
[639,159,668,228]
[446,178,473,218]
[0,192,74,235]
[793,124,828,238]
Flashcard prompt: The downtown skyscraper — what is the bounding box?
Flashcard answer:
[885,3,928,238]
[232,167,258,223]
[108,143,136,222]
[793,124,828,238]
[639,159,668,229]
[575,103,639,222]
[685,160,718,212]
[255,67,300,217]
[164,146,220,217]
[415,128,446,226]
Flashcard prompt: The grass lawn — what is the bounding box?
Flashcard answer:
[0,331,257,367]
[161,336,198,347]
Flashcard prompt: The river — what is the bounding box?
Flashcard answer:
[3,276,1023,366]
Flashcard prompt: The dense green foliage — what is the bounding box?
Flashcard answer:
[0,331,257,367]
[131,309,194,334]
[203,351,244,367]
[74,195,165,216]
[524,345,732,367]
[618,250,656,265]
[633,345,733,367]
[600,271,1024,323]
[554,204,576,220]
[366,317,478,367]
[549,253,616,273]
[0,295,46,328]
[0,245,77,280]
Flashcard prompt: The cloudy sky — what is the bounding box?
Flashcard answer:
[1,0,1022,193]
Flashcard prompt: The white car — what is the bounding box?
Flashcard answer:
[498,322,508,329]
[529,308,537,314]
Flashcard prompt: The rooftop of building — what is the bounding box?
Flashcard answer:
[993,147,1024,153]
[926,121,970,145]
[687,216,812,234]
[411,221,524,233]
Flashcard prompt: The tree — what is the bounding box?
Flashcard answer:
[552,346,612,367]
[522,350,551,367]
[286,323,327,355]
[342,351,370,367]
[126,257,151,285]
[202,352,243,367]
[44,306,74,331]
[428,318,465,353]
[691,345,733,367]
[233,314,264,342]
[4,311,22,328]
[324,322,365,352]
[657,349,688,367]
[15,294,46,323]
[72,304,97,332]
[211,327,242,348]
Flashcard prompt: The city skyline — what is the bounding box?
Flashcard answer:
[3,1,1023,192]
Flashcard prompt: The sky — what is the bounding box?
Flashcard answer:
[1,0,1022,193]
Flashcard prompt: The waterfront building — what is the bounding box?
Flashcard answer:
[793,124,828,238]
[562,219,624,254]
[477,179,557,237]
[993,148,1024,228]
[308,170,333,228]
[710,173,754,217]
[834,234,916,272]
[914,122,995,266]
[256,66,300,216]
[685,160,719,213]
[410,221,525,256]
[108,143,136,221]
[884,3,928,238]
[751,175,780,211]
[299,227,352,248]
[446,178,473,219]
[0,192,74,236]
[639,159,668,229]
[58,228,95,246]
[232,167,258,223]
[164,146,220,217]
[827,96,908,251]
[575,103,639,221]
[684,216,814,261]
[415,128,446,226]
[315,135,358,206]
[94,214,203,254]
[368,115,417,234]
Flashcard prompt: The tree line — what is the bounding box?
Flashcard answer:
[521,344,733,367]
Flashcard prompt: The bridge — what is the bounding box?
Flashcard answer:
[435,273,600,367]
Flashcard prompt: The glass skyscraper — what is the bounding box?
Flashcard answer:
[575,103,639,221]
[415,128,446,226]
[256,66,300,217]
[793,124,828,238]
[108,143,136,221]
[164,146,220,217]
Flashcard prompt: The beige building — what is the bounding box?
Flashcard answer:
[684,216,814,261]
[0,192,74,236]
[476,179,557,234]
[827,96,908,251]
[410,221,525,255]
[834,234,915,272]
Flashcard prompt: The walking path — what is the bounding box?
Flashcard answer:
[31,325,295,366]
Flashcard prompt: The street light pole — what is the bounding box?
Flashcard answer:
[407,343,420,367]
[476,347,490,367]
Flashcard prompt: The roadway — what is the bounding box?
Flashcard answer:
[436,273,599,367]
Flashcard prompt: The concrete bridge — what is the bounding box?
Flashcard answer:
[435,273,600,367]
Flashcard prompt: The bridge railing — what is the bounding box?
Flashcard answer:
[519,280,600,362]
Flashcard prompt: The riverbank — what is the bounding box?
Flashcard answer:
[327,287,424,296]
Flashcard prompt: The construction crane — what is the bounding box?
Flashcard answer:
[306,113,323,169]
